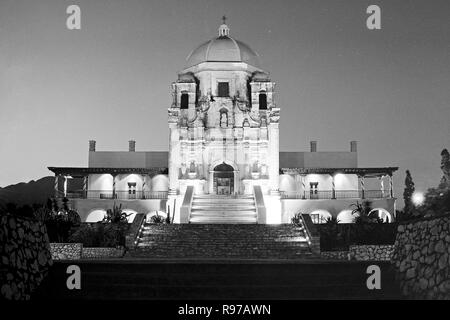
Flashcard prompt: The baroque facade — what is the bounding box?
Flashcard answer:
[168,22,280,197]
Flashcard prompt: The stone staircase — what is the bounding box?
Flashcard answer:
[189,195,257,224]
[129,224,312,259]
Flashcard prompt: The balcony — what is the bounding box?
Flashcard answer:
[280,190,391,200]
[66,190,168,200]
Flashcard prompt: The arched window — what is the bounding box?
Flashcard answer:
[180,93,189,109]
[259,92,267,110]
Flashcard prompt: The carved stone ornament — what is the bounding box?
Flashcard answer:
[168,108,179,123]
[269,107,280,123]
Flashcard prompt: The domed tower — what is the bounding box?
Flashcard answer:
[168,18,280,196]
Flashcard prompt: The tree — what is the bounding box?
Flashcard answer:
[439,149,450,189]
[416,148,450,217]
[403,170,415,216]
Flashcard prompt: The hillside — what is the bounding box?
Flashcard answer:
[0,176,56,210]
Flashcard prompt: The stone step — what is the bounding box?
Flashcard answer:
[190,194,257,224]
[135,224,311,259]
[189,218,257,224]
[190,210,256,216]
[194,195,254,199]
[192,201,255,206]
[191,205,256,210]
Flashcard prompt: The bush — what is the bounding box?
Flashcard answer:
[68,223,129,247]
[149,212,166,224]
[317,223,397,251]
[290,213,303,225]
[103,203,130,223]
[32,206,81,243]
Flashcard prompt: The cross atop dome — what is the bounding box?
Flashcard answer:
[218,15,230,37]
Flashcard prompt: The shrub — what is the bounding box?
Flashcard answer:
[32,205,81,243]
[68,223,129,247]
[318,223,397,251]
[103,203,130,224]
[290,213,303,225]
[149,212,166,224]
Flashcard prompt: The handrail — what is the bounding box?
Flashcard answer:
[299,213,320,254]
[125,213,146,249]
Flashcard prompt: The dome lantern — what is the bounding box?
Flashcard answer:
[218,15,230,37]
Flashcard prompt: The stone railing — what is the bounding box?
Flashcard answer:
[67,190,168,200]
[281,189,390,200]
[391,213,450,299]
[180,185,194,223]
[253,185,266,224]
[1,213,53,300]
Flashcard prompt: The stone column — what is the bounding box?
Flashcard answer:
[54,174,59,198]
[268,122,280,195]
[331,174,336,199]
[63,176,68,197]
[112,174,117,199]
[142,176,146,199]
[360,175,365,199]
[168,123,180,195]
[83,176,88,198]
[379,176,384,198]
[389,174,394,198]
[299,174,305,199]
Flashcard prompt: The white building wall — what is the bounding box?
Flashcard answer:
[88,174,113,191]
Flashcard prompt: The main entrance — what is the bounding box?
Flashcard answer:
[213,162,234,195]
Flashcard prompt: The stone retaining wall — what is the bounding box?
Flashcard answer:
[321,245,394,261]
[81,247,125,259]
[50,243,125,260]
[50,243,82,260]
[350,245,394,261]
[0,213,53,300]
[392,213,450,299]
[321,251,349,260]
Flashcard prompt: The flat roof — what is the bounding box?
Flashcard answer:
[281,167,398,177]
[48,167,168,177]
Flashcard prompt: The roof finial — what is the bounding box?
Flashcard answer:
[218,15,230,37]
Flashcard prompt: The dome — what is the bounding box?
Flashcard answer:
[185,22,261,69]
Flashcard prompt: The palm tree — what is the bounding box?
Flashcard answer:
[350,200,381,224]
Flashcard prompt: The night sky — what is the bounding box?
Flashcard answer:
[1,0,449,208]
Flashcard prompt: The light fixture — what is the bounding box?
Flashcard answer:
[412,192,425,206]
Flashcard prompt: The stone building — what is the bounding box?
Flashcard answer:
[49,20,397,225]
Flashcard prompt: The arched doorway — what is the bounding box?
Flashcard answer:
[213,162,234,195]
[369,208,392,223]
[86,209,106,222]
[337,210,355,224]
[309,210,332,224]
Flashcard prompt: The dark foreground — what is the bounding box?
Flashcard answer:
[32,259,402,300]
